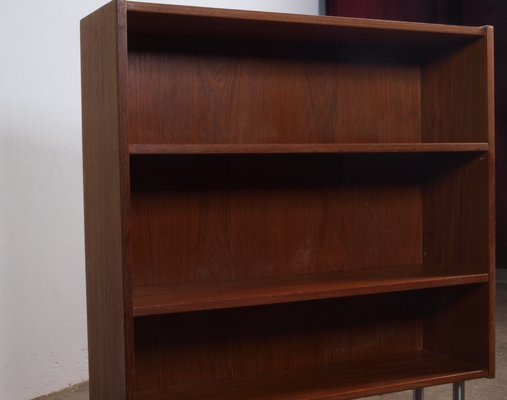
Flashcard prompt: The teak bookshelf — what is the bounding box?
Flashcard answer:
[81,1,496,399]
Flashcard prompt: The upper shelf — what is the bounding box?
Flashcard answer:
[129,143,488,155]
[127,1,487,46]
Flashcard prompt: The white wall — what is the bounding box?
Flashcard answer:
[0,1,323,399]
[151,0,325,13]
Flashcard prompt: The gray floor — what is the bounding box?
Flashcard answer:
[36,282,507,400]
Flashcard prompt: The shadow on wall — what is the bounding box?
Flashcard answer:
[319,0,327,15]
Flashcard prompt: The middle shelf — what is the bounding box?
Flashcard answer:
[132,263,488,316]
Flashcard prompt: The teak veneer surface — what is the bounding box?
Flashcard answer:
[81,1,131,398]
[133,264,488,316]
[133,351,486,400]
[127,1,486,44]
[129,143,489,154]
[132,286,490,390]
[127,37,424,146]
[129,153,425,286]
[81,1,495,398]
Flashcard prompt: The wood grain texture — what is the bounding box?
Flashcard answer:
[423,284,491,371]
[133,264,488,316]
[127,1,485,43]
[421,137,492,376]
[81,0,132,398]
[421,152,491,375]
[81,2,495,397]
[134,351,486,400]
[133,292,424,390]
[423,154,489,270]
[128,37,422,145]
[461,1,505,275]
[130,154,423,286]
[486,25,497,377]
[328,0,496,379]
[421,34,489,142]
[129,143,489,154]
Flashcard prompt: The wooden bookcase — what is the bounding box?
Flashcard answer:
[81,1,495,399]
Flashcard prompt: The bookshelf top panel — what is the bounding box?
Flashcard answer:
[127,1,487,46]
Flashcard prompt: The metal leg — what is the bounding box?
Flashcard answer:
[453,382,465,400]
[413,387,424,400]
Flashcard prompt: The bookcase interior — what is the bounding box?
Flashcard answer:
[80,2,495,399]
[129,151,491,396]
[127,19,488,145]
[133,285,489,398]
[125,10,492,395]
[130,153,488,287]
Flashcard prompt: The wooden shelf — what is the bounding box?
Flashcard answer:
[129,143,489,155]
[133,264,488,316]
[133,350,487,400]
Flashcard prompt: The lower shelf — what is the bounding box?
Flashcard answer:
[132,263,488,316]
[134,350,487,400]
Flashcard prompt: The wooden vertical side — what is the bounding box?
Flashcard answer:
[81,0,131,398]
[421,26,495,377]
[461,0,506,274]
[421,154,490,371]
[422,154,489,271]
[421,36,488,143]
[486,25,496,377]
[423,284,490,369]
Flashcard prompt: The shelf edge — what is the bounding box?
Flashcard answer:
[133,272,489,317]
[129,143,489,156]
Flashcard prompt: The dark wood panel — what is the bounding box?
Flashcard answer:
[134,351,485,400]
[127,1,484,45]
[129,143,489,154]
[422,154,492,374]
[421,36,489,143]
[325,0,496,378]
[455,4,498,374]
[130,154,422,286]
[461,1,505,271]
[423,154,489,270]
[423,284,491,372]
[80,0,131,397]
[128,38,422,145]
[81,2,495,397]
[487,26,497,376]
[486,26,497,376]
[133,264,487,316]
[133,293,423,389]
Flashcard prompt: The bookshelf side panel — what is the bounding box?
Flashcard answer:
[81,1,130,397]
[421,36,489,143]
[423,284,490,370]
[422,154,491,370]
[486,25,496,377]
